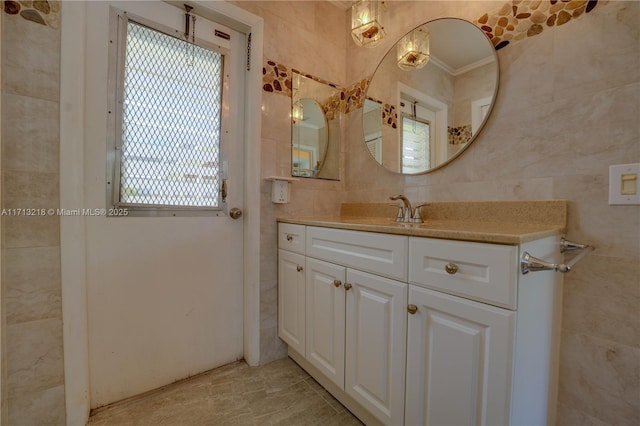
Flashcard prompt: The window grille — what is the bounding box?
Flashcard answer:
[112,17,225,211]
[401,116,430,174]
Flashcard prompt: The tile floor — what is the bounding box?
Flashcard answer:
[87,357,363,426]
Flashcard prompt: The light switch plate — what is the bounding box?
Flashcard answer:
[609,163,640,205]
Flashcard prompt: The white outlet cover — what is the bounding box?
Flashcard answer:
[609,163,640,205]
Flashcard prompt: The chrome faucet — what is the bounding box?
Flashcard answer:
[389,195,426,223]
[390,194,412,222]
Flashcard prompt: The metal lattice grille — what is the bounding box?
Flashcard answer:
[119,21,223,208]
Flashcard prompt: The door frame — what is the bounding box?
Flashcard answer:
[59,1,263,423]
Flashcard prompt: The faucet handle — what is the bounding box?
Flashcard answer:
[411,204,429,223]
[388,204,404,222]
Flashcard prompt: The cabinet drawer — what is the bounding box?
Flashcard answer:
[409,237,518,309]
[278,223,306,254]
[306,226,408,281]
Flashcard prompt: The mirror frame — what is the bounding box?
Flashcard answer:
[363,17,500,175]
[291,71,342,181]
[292,98,329,178]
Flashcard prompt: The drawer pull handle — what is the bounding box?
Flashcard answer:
[344,282,352,291]
[286,234,293,241]
[296,265,303,272]
[407,304,418,315]
[445,262,458,275]
[333,280,342,287]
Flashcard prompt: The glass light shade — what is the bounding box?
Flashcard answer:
[397,28,430,70]
[351,0,385,48]
[292,101,304,124]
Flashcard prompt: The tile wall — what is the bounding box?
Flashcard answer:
[343,1,639,424]
[0,11,65,425]
[235,0,639,423]
[231,0,349,364]
[0,0,636,424]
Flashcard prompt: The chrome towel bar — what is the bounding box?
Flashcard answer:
[521,237,595,274]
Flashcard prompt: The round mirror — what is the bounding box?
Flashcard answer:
[292,98,329,178]
[363,18,499,174]
[292,71,342,180]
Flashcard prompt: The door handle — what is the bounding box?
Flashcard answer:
[229,207,242,220]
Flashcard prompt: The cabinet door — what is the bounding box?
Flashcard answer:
[305,258,346,389]
[405,286,515,426]
[278,249,306,355]
[345,269,407,426]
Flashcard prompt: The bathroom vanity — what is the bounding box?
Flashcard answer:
[277,201,568,426]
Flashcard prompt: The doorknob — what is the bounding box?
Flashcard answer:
[229,207,242,220]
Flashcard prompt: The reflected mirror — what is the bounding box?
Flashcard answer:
[363,18,499,174]
[292,72,342,180]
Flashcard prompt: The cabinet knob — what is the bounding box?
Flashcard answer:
[445,262,459,275]
[333,280,342,287]
[344,282,352,291]
[296,265,303,272]
[407,304,418,315]
[286,234,293,241]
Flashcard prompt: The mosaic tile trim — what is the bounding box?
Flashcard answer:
[262,59,347,97]
[2,0,61,28]
[264,0,606,111]
[344,78,369,114]
[263,59,293,97]
[448,125,472,145]
[320,92,343,121]
[263,58,360,118]
[366,98,474,147]
[475,0,603,50]
[365,97,399,130]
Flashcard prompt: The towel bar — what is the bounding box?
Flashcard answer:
[521,238,595,274]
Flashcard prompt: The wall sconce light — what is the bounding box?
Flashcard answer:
[351,0,385,48]
[292,101,304,124]
[397,28,430,70]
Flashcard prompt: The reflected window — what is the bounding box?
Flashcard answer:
[401,116,430,174]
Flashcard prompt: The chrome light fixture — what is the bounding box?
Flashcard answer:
[351,0,385,48]
[397,28,430,70]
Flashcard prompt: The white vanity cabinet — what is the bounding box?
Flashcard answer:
[304,257,345,388]
[406,236,561,426]
[277,224,306,356]
[280,224,408,425]
[405,286,515,425]
[278,222,562,426]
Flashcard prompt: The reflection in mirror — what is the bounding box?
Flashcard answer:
[363,18,499,174]
[292,72,342,180]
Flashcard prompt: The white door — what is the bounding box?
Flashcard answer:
[278,250,306,355]
[305,258,346,388]
[405,286,515,426]
[79,1,245,407]
[345,269,407,426]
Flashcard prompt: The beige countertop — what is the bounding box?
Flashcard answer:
[277,200,568,245]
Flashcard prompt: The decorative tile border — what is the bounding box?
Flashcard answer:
[263,60,293,97]
[475,0,603,50]
[2,0,605,55]
[262,1,607,114]
[449,125,472,145]
[3,0,61,28]
[365,97,473,146]
[344,78,369,114]
[263,58,349,120]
